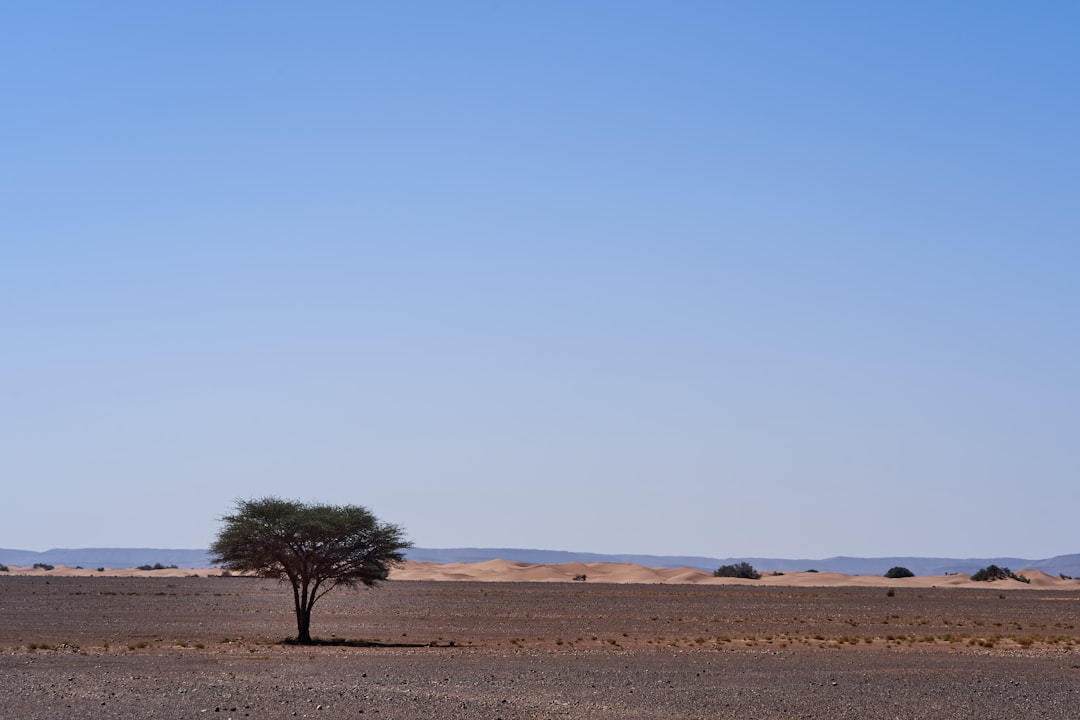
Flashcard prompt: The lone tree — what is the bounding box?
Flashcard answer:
[884,566,915,579]
[210,497,411,644]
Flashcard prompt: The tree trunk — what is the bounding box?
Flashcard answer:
[296,607,312,644]
[291,575,315,644]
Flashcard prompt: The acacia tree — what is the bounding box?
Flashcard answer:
[210,497,411,644]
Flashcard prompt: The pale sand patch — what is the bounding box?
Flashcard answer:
[4,563,1077,590]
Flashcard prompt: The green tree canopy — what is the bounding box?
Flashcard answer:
[713,561,761,579]
[970,564,1029,583]
[210,497,411,644]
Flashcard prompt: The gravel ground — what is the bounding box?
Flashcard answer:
[2,577,1078,719]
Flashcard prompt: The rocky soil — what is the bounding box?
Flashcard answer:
[2,577,1078,718]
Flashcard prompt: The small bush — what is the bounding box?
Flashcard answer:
[136,563,178,571]
[32,563,54,571]
[884,566,915,579]
[713,562,761,579]
[970,565,1029,583]
[0,564,9,572]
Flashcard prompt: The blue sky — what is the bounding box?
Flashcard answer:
[3,3,1077,559]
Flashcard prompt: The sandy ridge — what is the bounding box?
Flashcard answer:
[392,561,1079,589]
[5,560,1078,589]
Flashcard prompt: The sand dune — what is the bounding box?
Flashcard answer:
[5,562,1077,590]
[388,561,1080,590]
[1013,568,1064,588]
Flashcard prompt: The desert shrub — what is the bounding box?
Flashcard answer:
[713,562,761,579]
[137,563,178,571]
[32,563,54,571]
[971,565,1007,581]
[805,569,818,573]
[970,565,1029,583]
[96,567,105,572]
[0,564,9,572]
[573,574,587,582]
[884,566,915,579]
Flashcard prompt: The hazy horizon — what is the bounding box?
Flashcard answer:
[6,544,1080,583]
[3,542,1077,565]
[4,4,1078,560]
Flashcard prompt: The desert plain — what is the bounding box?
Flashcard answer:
[2,561,1079,719]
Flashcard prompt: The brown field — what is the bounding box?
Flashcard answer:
[2,573,1079,719]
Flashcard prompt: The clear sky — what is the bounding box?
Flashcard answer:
[3,3,1077,560]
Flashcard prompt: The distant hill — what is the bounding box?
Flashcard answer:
[3,546,1077,578]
